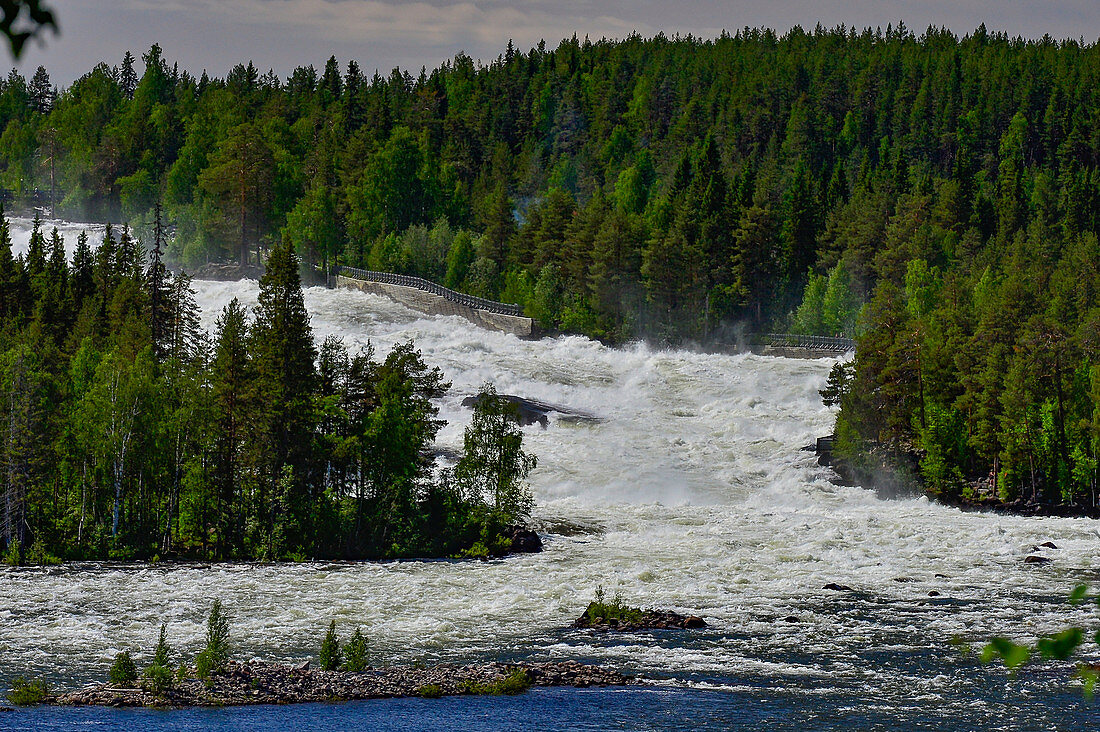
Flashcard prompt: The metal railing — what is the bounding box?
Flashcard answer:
[335,267,526,317]
[764,333,856,352]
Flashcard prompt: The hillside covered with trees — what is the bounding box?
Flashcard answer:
[3,24,1100,512]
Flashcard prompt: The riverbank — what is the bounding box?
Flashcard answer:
[816,438,1100,519]
[49,660,633,708]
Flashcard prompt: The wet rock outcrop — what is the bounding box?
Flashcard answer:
[460,394,604,428]
[571,608,706,632]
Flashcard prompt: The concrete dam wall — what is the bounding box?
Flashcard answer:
[335,274,535,338]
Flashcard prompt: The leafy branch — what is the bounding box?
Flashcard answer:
[981,584,1100,697]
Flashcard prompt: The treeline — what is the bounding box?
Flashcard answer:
[7,25,1100,507]
[0,25,1094,343]
[0,212,535,561]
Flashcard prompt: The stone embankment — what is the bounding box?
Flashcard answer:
[53,660,633,708]
[336,274,534,337]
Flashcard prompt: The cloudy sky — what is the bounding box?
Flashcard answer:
[12,0,1100,86]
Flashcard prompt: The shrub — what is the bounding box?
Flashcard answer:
[194,650,214,681]
[319,620,342,671]
[152,622,171,668]
[109,651,138,686]
[343,627,369,672]
[456,669,532,696]
[418,683,443,698]
[142,664,172,695]
[196,600,231,679]
[3,539,21,566]
[6,676,49,706]
[584,585,643,624]
[26,539,61,566]
[460,541,490,560]
[490,668,532,695]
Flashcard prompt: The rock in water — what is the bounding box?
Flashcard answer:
[823,583,853,592]
[571,608,707,632]
[509,527,542,553]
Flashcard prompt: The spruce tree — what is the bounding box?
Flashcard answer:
[70,230,95,313]
[120,51,138,100]
[147,202,173,361]
[0,211,17,321]
[211,298,250,556]
[250,237,317,553]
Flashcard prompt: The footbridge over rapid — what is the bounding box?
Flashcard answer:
[333,267,535,337]
[755,333,856,358]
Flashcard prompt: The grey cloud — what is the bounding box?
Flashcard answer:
[12,1,1100,87]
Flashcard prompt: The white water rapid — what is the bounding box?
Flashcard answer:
[2,220,1098,726]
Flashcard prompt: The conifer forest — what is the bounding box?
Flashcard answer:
[4,24,1100,565]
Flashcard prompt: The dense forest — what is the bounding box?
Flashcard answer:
[0,212,536,561]
[3,23,1100,514]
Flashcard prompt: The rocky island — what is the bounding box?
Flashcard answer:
[50,660,634,708]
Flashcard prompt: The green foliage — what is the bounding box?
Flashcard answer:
[195,600,231,679]
[109,651,138,686]
[152,622,171,668]
[981,585,1100,695]
[980,637,1030,669]
[26,538,60,565]
[457,668,532,696]
[142,664,172,696]
[3,538,20,566]
[342,627,369,673]
[5,676,48,706]
[319,620,341,671]
[584,585,643,624]
[0,204,524,562]
[418,683,443,699]
[453,384,536,524]
[820,362,853,408]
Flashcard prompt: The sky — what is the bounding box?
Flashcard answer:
[9,0,1100,87]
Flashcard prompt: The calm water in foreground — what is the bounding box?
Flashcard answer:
[1,219,1098,730]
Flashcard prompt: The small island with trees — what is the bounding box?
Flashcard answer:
[0,211,538,562]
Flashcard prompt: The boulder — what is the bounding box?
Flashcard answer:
[508,527,542,554]
[823,583,853,592]
[571,608,707,632]
[1023,555,1052,564]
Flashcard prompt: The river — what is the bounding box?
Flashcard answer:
[1,219,1097,730]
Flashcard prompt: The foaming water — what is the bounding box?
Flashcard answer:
[1,222,1099,729]
[6,217,107,258]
